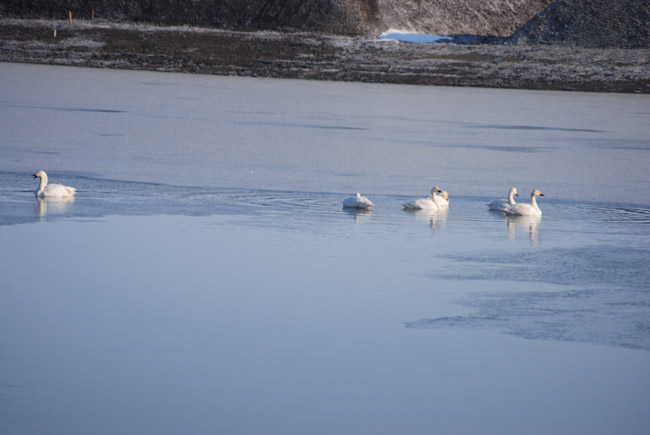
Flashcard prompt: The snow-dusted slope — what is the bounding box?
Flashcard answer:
[356,0,554,36]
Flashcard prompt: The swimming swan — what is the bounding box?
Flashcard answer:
[33,170,76,198]
[504,189,544,216]
[403,187,441,210]
[343,192,373,209]
[488,187,519,211]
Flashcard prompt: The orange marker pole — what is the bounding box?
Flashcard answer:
[92,9,95,20]
[68,11,72,25]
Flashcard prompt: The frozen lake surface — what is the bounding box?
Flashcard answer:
[1,63,649,434]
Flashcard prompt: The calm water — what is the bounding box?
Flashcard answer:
[1,63,649,434]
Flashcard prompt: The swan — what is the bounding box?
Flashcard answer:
[504,189,544,216]
[488,187,519,211]
[432,188,449,209]
[33,170,76,198]
[403,187,440,210]
[342,192,373,209]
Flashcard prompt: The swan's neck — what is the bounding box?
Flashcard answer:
[530,193,539,210]
[36,174,48,194]
[508,190,517,205]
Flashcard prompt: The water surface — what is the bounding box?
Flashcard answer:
[1,63,649,434]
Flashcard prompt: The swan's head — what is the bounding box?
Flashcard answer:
[532,189,544,197]
[510,187,519,197]
[430,186,442,197]
[440,191,449,201]
[33,170,45,179]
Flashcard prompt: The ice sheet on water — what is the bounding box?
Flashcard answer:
[408,244,650,350]
[407,286,650,350]
[2,63,649,205]
[3,63,650,435]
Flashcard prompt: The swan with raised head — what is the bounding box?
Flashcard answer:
[402,187,440,210]
[342,192,373,210]
[504,189,544,216]
[32,170,76,198]
[488,187,518,211]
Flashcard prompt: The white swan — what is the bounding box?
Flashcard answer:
[432,188,449,209]
[488,187,518,211]
[504,189,544,216]
[403,187,440,210]
[342,192,373,209]
[33,170,76,198]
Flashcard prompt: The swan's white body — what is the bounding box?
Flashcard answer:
[33,170,76,198]
[343,192,373,209]
[403,187,442,210]
[403,198,438,210]
[504,189,544,216]
[488,187,518,211]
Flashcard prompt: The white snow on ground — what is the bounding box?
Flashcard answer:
[378,28,452,43]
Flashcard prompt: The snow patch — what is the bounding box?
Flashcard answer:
[378,29,452,44]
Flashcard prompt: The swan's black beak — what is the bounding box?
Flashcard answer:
[539,193,545,196]
[32,173,39,178]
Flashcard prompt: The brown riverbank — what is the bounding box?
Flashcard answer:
[1,19,649,93]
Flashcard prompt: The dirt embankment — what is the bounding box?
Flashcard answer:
[1,19,649,93]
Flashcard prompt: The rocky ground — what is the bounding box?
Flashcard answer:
[1,19,649,93]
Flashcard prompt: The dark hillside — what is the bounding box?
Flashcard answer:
[510,0,650,48]
[0,0,553,36]
[0,1,363,34]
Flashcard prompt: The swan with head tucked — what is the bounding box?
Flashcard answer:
[432,188,449,209]
[403,187,441,210]
[488,187,518,211]
[343,192,373,210]
[33,170,76,198]
[504,189,544,216]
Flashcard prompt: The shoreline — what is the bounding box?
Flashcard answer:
[1,18,649,93]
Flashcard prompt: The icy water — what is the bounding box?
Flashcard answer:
[1,63,650,434]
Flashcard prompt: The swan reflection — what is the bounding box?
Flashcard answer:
[410,207,449,232]
[343,207,372,224]
[504,214,541,246]
[35,196,75,218]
